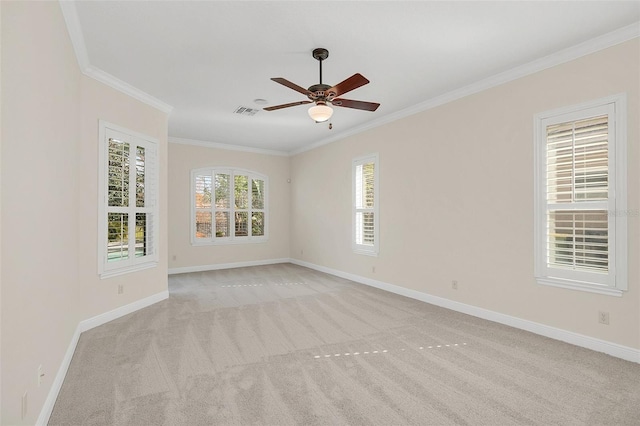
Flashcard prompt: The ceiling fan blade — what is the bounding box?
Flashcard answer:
[331,98,380,112]
[327,73,370,98]
[263,100,312,111]
[271,78,312,96]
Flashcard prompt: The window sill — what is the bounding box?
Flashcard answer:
[192,237,268,246]
[100,261,158,279]
[353,248,378,257]
[536,277,623,297]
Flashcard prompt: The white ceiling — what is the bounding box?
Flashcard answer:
[66,1,639,154]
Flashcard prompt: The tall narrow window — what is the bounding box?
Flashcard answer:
[353,154,379,255]
[99,121,159,278]
[191,168,267,244]
[534,95,627,295]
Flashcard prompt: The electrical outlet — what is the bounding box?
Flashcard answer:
[372,266,376,273]
[38,365,44,387]
[300,249,304,255]
[452,280,458,290]
[118,284,124,295]
[598,311,610,325]
[172,255,177,261]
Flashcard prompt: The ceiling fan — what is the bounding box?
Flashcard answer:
[264,48,380,122]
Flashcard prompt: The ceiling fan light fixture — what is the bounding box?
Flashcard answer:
[308,103,333,122]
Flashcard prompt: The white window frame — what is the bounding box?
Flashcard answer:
[352,153,379,256]
[98,121,159,279]
[534,94,627,296]
[191,167,268,245]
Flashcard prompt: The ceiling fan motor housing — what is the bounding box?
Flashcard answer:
[307,84,335,102]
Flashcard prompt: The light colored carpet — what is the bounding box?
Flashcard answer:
[49,263,640,425]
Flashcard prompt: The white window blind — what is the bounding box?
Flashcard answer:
[534,95,627,295]
[353,154,379,255]
[99,121,159,278]
[546,115,609,274]
[191,168,267,245]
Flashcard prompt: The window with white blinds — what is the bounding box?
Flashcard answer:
[534,95,627,295]
[99,121,159,278]
[353,154,379,255]
[191,168,267,245]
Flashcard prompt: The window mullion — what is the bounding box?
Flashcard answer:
[247,176,252,238]
[607,112,617,277]
[248,175,254,238]
[571,122,576,203]
[230,172,236,239]
[548,200,607,211]
[214,169,218,241]
[571,212,576,269]
[128,145,137,260]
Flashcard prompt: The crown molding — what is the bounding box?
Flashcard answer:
[289,21,640,156]
[58,1,173,114]
[84,65,173,114]
[59,0,90,70]
[169,136,289,157]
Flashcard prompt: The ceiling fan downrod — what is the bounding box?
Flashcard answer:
[309,48,331,100]
[312,48,329,85]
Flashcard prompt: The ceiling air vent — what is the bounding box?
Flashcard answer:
[233,106,259,116]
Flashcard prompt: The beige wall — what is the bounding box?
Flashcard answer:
[0,2,168,424]
[168,143,290,270]
[0,1,4,416]
[78,76,169,320]
[1,3,81,423]
[291,39,640,350]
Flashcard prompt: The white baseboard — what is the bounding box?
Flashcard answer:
[168,258,290,275]
[36,325,82,426]
[290,258,640,364]
[37,290,169,426]
[78,290,169,332]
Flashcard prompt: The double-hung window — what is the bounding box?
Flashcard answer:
[98,121,159,278]
[353,154,379,255]
[191,168,267,244]
[534,95,627,295]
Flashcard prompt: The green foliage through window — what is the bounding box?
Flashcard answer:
[193,169,267,242]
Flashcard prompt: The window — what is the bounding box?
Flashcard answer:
[191,168,267,244]
[98,121,159,278]
[353,154,379,255]
[534,95,627,296]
